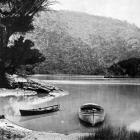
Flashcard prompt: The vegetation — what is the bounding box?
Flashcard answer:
[1,8,139,77]
[25,11,140,76]
[108,58,140,77]
[0,0,54,87]
[32,31,105,75]
[79,126,140,140]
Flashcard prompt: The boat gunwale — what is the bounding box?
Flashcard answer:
[80,103,104,114]
[20,104,60,112]
[79,111,104,116]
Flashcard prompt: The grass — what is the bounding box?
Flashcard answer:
[79,126,140,140]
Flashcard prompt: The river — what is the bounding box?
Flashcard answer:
[1,75,140,134]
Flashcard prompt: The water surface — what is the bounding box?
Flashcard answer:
[1,75,140,134]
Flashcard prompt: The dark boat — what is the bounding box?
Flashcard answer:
[20,105,60,116]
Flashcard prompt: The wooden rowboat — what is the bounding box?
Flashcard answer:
[20,105,60,116]
[78,103,105,126]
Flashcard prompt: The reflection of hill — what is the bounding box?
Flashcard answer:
[27,10,140,75]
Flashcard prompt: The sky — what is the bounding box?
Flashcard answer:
[52,0,140,27]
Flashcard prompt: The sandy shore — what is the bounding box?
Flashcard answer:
[0,89,37,97]
[0,119,32,138]
[2,118,140,140]
[0,118,89,140]
[24,132,90,140]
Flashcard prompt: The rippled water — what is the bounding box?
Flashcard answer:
[1,75,140,134]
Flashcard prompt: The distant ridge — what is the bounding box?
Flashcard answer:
[26,10,140,75]
[34,10,139,43]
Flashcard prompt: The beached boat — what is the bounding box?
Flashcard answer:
[20,104,60,116]
[78,103,105,126]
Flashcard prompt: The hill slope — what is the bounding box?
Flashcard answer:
[26,10,140,75]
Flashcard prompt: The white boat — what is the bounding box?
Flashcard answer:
[78,103,105,126]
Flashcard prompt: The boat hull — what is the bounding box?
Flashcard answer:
[20,105,60,116]
[78,103,105,126]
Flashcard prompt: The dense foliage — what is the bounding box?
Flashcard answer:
[108,58,140,77]
[0,0,53,87]
[26,11,140,76]
[4,36,45,75]
[32,30,105,74]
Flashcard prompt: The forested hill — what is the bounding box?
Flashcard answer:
[27,10,140,75]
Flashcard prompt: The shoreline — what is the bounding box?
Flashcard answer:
[1,117,140,140]
[0,118,89,140]
[31,74,140,79]
[0,118,32,138]
[38,79,140,86]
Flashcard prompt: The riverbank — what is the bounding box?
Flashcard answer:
[24,132,90,140]
[7,74,61,94]
[0,88,37,97]
[0,118,31,139]
[1,117,140,140]
[0,118,89,140]
[31,74,140,79]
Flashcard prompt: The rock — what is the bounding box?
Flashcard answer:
[6,74,59,94]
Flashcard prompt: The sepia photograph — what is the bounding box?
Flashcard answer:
[0,0,140,139]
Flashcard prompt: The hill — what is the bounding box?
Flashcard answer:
[26,10,140,75]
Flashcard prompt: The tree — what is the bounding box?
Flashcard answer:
[4,36,45,74]
[108,58,140,77]
[0,0,55,87]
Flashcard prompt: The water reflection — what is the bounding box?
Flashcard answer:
[1,76,140,134]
